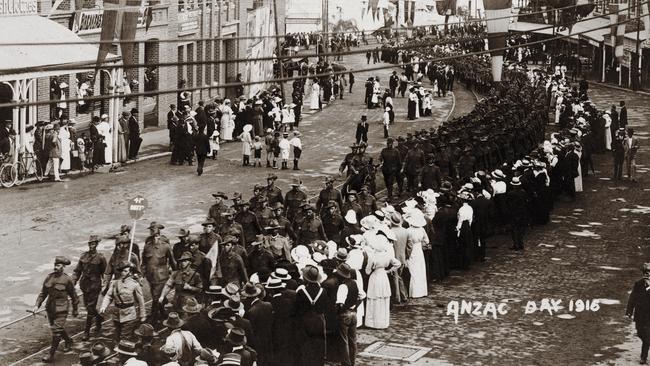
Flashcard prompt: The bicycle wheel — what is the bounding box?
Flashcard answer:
[14,161,25,186]
[0,163,17,188]
[34,160,43,181]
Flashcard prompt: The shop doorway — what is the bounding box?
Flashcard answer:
[0,83,12,122]
[144,39,160,127]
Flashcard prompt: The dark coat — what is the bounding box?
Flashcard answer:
[355,122,369,143]
[244,299,274,357]
[627,278,650,325]
[269,289,297,365]
[193,131,210,156]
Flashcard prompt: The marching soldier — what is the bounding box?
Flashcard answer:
[199,218,221,254]
[220,208,247,249]
[105,235,141,283]
[271,202,297,241]
[321,201,345,244]
[339,144,361,177]
[403,141,425,192]
[208,192,229,230]
[296,204,327,245]
[316,176,343,217]
[72,235,107,340]
[358,185,378,218]
[284,178,307,221]
[34,256,79,363]
[187,234,212,290]
[119,224,140,261]
[142,221,176,325]
[265,173,284,206]
[159,252,203,315]
[100,262,146,344]
[379,137,402,200]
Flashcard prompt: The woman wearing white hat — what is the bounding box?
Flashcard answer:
[405,210,428,298]
[97,114,112,164]
[220,99,234,141]
[364,234,400,329]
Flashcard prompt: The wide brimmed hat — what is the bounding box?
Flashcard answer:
[223,296,244,312]
[404,212,426,227]
[134,323,158,338]
[212,192,228,199]
[271,202,284,210]
[271,268,292,281]
[163,312,185,329]
[88,235,101,243]
[243,124,253,132]
[178,252,193,262]
[202,218,217,226]
[335,262,354,279]
[207,306,235,322]
[177,228,190,237]
[239,282,262,299]
[54,256,71,266]
[344,210,357,224]
[492,169,506,179]
[205,284,224,295]
[91,341,112,358]
[301,265,322,283]
[114,340,138,356]
[335,248,348,262]
[196,348,221,364]
[148,221,165,230]
[510,177,522,186]
[250,234,266,246]
[265,277,285,289]
[290,178,302,187]
[182,297,203,314]
[390,212,402,226]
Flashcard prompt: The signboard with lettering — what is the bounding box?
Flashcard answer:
[177,9,200,35]
[0,0,38,16]
[128,195,148,219]
[72,7,159,34]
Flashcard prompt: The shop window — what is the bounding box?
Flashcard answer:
[50,76,70,121]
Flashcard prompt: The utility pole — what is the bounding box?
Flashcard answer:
[322,0,329,61]
[630,0,636,90]
[272,0,286,98]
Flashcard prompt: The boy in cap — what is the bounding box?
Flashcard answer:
[34,256,79,363]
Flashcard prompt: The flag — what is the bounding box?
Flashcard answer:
[97,0,141,72]
[484,0,512,82]
[143,5,154,31]
[436,0,456,16]
[369,0,379,21]
[609,3,626,63]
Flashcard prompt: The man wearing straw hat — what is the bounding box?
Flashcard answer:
[100,261,146,344]
[163,312,204,364]
[72,235,107,341]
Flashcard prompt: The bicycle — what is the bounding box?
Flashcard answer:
[0,152,17,188]
[14,152,43,186]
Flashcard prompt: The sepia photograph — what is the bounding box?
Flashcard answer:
[0,0,649,364]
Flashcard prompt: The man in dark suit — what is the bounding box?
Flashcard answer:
[470,189,494,262]
[389,71,399,97]
[225,328,257,366]
[242,283,273,366]
[355,115,369,144]
[193,128,210,176]
[195,100,208,133]
[506,177,530,251]
[563,143,580,200]
[627,263,650,364]
[167,104,182,146]
[128,108,141,160]
[619,101,628,129]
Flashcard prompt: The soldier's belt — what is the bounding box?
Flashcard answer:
[114,302,135,309]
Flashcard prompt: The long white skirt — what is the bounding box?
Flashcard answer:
[407,243,428,298]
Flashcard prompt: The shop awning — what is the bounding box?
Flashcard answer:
[510,21,556,35]
[0,15,119,82]
[572,16,610,45]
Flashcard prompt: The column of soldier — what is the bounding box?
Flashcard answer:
[35,50,611,366]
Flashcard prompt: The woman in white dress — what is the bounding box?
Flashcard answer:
[603,110,612,150]
[97,115,112,164]
[345,236,366,327]
[310,79,321,110]
[220,99,234,141]
[554,92,563,125]
[238,124,253,166]
[364,235,400,329]
[58,122,71,171]
[574,143,583,192]
[405,210,428,298]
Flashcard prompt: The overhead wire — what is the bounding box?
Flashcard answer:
[0,8,642,109]
[0,1,597,46]
[0,4,635,76]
